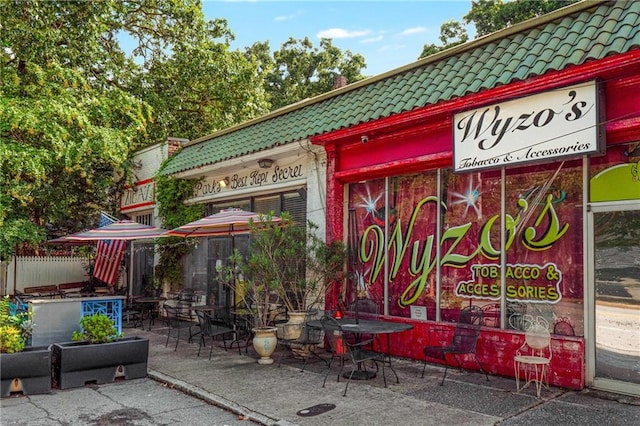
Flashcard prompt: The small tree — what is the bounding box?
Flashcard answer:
[216,248,275,329]
[245,212,346,315]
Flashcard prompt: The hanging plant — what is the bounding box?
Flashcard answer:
[154,163,204,290]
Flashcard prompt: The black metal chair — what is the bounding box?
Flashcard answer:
[122,297,144,328]
[320,315,386,396]
[164,304,198,351]
[421,305,488,385]
[278,310,326,371]
[196,310,234,359]
[228,310,254,355]
[178,288,200,303]
[269,304,289,327]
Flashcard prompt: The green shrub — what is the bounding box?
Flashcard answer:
[0,295,34,353]
[0,325,25,353]
[72,314,122,344]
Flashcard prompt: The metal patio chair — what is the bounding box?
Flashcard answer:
[278,310,326,371]
[421,305,489,385]
[164,304,198,351]
[320,315,386,396]
[514,315,552,398]
[196,310,234,359]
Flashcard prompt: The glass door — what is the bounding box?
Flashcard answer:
[589,204,640,396]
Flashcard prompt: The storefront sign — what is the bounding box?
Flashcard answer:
[453,80,603,172]
[455,263,562,303]
[192,162,306,200]
[121,179,155,212]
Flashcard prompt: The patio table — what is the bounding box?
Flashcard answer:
[307,318,413,381]
[135,297,167,331]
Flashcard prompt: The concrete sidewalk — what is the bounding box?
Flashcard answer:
[131,326,639,426]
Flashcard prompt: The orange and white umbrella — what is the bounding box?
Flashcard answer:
[165,208,281,238]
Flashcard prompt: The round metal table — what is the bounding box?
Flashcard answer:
[307,318,413,380]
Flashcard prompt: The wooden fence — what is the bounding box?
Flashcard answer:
[1,256,90,296]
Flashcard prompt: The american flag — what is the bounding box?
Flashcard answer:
[93,212,126,285]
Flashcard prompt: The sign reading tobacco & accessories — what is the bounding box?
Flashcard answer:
[453,80,604,172]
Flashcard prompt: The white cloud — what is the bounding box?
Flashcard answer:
[400,27,427,36]
[362,35,384,44]
[317,28,371,39]
[274,10,302,22]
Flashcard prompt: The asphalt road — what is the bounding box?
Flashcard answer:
[0,377,258,426]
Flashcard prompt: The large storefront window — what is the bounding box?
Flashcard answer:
[182,190,306,305]
[347,161,584,335]
[440,170,501,323]
[504,161,584,334]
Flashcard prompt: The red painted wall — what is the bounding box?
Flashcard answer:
[376,316,585,389]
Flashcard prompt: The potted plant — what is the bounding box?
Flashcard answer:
[52,313,149,389]
[217,249,279,365]
[0,296,50,397]
[245,213,346,340]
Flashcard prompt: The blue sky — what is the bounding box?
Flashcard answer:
[202,1,475,76]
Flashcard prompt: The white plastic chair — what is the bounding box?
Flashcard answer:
[514,315,551,397]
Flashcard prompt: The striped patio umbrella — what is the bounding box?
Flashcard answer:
[165,208,281,238]
[61,220,168,241]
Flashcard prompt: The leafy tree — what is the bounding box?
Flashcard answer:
[419,0,578,58]
[247,37,367,111]
[0,1,269,258]
[153,171,204,289]
[466,0,578,37]
[131,17,270,142]
[420,20,469,58]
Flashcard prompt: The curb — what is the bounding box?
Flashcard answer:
[148,369,286,426]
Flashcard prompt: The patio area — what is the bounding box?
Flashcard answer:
[122,324,636,426]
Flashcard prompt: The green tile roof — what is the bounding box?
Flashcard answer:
[162,0,640,176]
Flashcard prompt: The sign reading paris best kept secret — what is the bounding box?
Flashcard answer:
[453,80,603,172]
[191,161,306,201]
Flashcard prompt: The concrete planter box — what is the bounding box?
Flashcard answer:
[1,345,52,397]
[52,337,148,390]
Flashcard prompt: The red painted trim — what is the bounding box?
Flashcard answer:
[121,201,154,212]
[313,49,640,147]
[335,152,452,183]
[123,178,154,189]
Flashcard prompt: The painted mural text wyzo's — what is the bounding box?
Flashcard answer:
[453,80,602,172]
[359,194,567,307]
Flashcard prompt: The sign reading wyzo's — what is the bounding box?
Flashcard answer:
[453,80,604,172]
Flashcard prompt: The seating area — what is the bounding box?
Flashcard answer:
[16,282,113,300]
[17,285,62,299]
[163,304,199,351]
